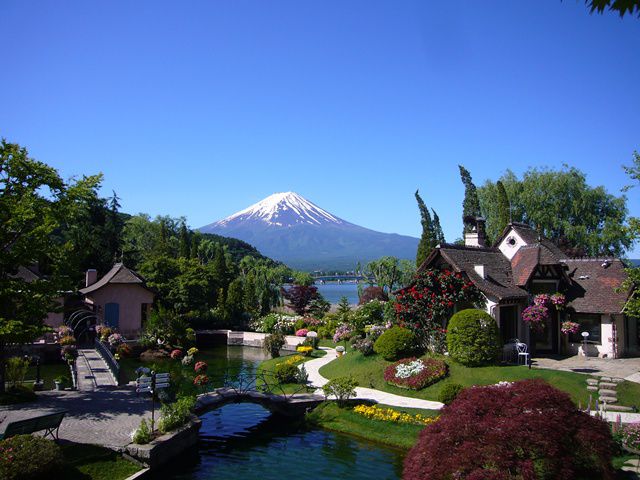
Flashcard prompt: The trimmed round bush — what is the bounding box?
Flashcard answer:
[446,309,501,366]
[438,383,464,405]
[373,326,416,361]
[403,380,615,480]
[274,362,299,383]
[0,434,64,480]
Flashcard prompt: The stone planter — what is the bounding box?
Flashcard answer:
[126,416,201,469]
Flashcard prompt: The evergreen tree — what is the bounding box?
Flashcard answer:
[431,209,446,245]
[178,222,190,258]
[495,180,510,237]
[243,273,260,319]
[415,190,434,267]
[458,165,482,236]
[337,296,351,315]
[225,278,245,324]
[213,245,229,290]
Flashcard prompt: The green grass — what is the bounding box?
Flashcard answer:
[26,362,70,390]
[306,401,431,450]
[319,351,640,407]
[256,350,326,394]
[61,443,141,480]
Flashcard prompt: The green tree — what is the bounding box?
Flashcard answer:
[585,0,640,17]
[415,190,435,267]
[243,273,260,320]
[431,209,445,245]
[495,180,510,239]
[0,140,83,392]
[178,222,190,258]
[458,165,482,237]
[225,278,245,324]
[478,166,631,256]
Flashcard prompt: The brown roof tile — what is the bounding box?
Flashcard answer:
[563,258,629,314]
[511,243,563,286]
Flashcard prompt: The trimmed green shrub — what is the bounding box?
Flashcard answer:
[274,362,299,384]
[446,309,501,367]
[373,326,416,361]
[0,434,64,479]
[263,332,285,358]
[0,385,37,405]
[438,383,464,405]
[5,357,29,388]
[322,375,358,407]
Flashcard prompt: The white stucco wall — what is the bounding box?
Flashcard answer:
[497,229,527,260]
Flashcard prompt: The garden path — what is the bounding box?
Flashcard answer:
[304,347,445,410]
[76,349,118,390]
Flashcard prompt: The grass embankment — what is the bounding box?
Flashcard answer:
[319,351,640,407]
[307,402,437,450]
[256,349,326,394]
[61,444,141,480]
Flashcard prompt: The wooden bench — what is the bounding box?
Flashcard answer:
[0,411,67,441]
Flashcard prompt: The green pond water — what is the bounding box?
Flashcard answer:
[147,345,404,479]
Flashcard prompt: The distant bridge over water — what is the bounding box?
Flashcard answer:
[312,275,365,282]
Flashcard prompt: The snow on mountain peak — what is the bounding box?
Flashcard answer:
[215,191,346,227]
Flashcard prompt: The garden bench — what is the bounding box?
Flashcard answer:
[0,410,67,441]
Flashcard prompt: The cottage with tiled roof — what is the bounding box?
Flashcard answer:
[419,218,639,358]
[79,263,154,337]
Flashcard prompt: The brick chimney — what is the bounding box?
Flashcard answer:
[85,269,98,287]
[464,217,487,247]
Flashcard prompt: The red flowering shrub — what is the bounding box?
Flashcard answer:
[194,361,208,373]
[384,357,447,390]
[395,269,483,351]
[170,349,183,360]
[193,374,209,386]
[403,379,615,480]
[358,286,389,305]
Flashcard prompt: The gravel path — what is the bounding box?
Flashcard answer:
[304,347,444,410]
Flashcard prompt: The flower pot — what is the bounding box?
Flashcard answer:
[54,381,63,391]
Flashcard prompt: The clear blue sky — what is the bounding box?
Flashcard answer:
[1,1,639,253]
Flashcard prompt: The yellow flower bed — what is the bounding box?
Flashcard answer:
[353,404,438,426]
[296,345,313,355]
[282,354,305,365]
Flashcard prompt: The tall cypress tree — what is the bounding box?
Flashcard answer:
[431,208,446,245]
[415,190,434,267]
[495,180,510,236]
[179,222,190,258]
[458,165,482,236]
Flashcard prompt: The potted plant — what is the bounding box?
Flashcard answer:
[53,376,65,391]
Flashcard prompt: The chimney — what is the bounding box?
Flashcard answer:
[86,269,98,287]
[474,264,486,279]
[464,217,487,247]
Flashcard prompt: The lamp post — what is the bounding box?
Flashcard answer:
[581,331,590,360]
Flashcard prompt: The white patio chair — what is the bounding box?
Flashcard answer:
[516,342,530,366]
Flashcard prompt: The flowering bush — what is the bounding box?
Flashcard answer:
[0,435,64,479]
[620,422,640,451]
[333,324,352,343]
[193,374,209,386]
[61,345,78,363]
[384,357,447,390]
[353,404,437,426]
[403,380,615,480]
[116,343,132,358]
[58,335,76,346]
[551,292,566,309]
[351,337,375,356]
[295,328,309,337]
[561,321,580,335]
[358,286,389,305]
[170,349,183,360]
[521,304,549,332]
[250,313,301,334]
[108,333,124,347]
[97,326,112,341]
[181,355,194,366]
[534,293,551,306]
[366,324,389,342]
[394,269,483,350]
[296,345,313,356]
[187,347,198,356]
[194,361,208,373]
[55,325,72,339]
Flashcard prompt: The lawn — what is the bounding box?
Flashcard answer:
[61,443,142,480]
[256,349,326,394]
[306,401,434,450]
[319,350,640,407]
[26,362,70,390]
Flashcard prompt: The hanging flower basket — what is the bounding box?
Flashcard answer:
[551,293,566,310]
[522,304,549,332]
[561,321,580,335]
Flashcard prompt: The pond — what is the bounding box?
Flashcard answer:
[147,345,403,479]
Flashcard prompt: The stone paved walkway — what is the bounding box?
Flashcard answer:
[0,388,152,448]
[304,348,444,410]
[533,355,640,383]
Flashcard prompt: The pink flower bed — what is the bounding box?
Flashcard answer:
[295,328,309,337]
[384,357,448,390]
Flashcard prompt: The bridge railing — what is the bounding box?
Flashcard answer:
[94,338,121,385]
[203,369,315,401]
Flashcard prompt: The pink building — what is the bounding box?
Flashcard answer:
[79,263,154,338]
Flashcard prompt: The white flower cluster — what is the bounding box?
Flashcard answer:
[395,359,425,379]
[494,381,513,388]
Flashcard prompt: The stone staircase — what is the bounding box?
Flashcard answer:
[586,376,634,412]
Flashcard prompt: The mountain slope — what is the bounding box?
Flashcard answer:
[199,192,418,270]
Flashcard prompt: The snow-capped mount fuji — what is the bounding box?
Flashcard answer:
[199,192,419,270]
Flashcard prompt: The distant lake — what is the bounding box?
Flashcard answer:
[315,282,359,305]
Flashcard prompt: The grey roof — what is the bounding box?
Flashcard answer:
[79,263,148,295]
[10,266,41,282]
[563,258,629,314]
